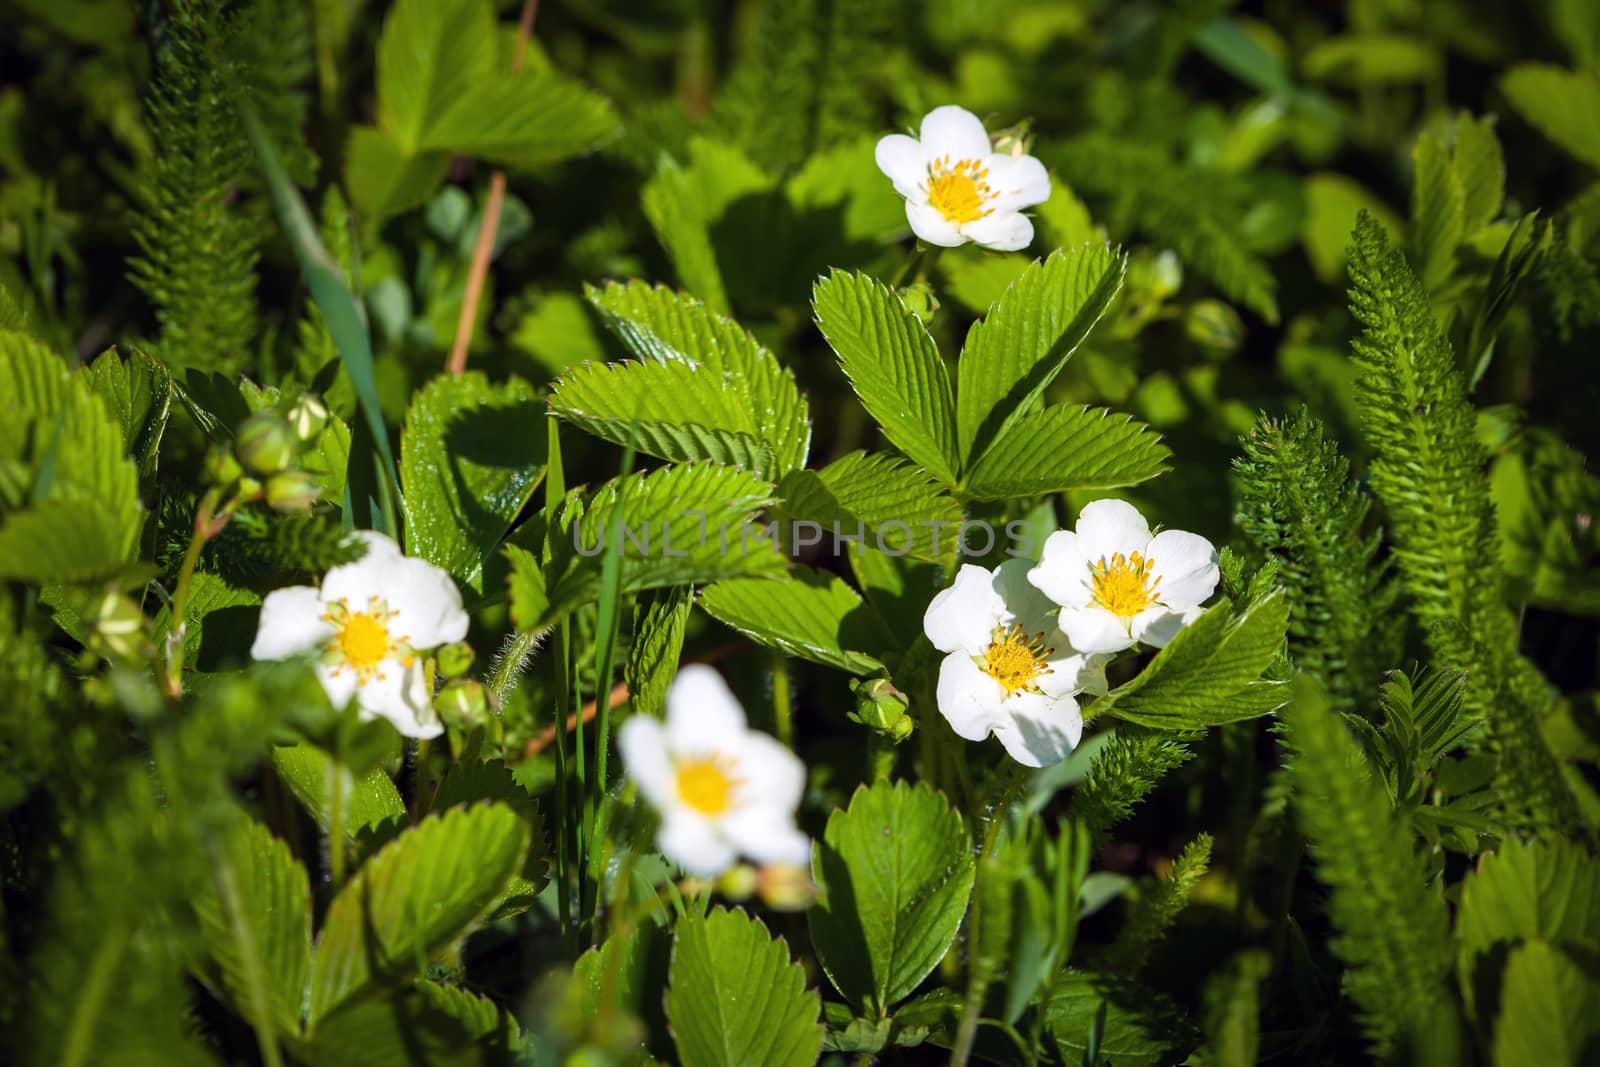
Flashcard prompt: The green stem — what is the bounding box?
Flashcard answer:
[771,649,794,748]
[162,486,225,696]
[58,922,129,1067]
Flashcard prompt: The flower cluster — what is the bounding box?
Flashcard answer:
[924,500,1218,767]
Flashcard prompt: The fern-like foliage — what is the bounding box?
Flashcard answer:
[712,0,894,174]
[1346,212,1581,835]
[1234,408,1399,713]
[1097,833,1212,976]
[130,0,261,373]
[1072,729,1195,846]
[1281,678,1453,1059]
[1051,134,1279,323]
[209,510,365,581]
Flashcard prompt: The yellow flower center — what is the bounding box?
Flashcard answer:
[322,597,412,684]
[676,755,741,816]
[926,155,995,224]
[1089,551,1162,617]
[981,623,1053,697]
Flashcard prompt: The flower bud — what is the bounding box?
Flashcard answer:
[264,470,321,512]
[756,863,816,911]
[990,122,1035,158]
[714,863,758,902]
[897,281,940,324]
[89,592,149,663]
[849,677,913,741]
[1149,249,1183,299]
[435,641,475,680]
[204,444,243,487]
[1184,299,1245,355]
[235,413,296,475]
[436,679,490,730]
[287,393,330,443]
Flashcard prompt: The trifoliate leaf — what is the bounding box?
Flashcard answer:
[962,405,1168,501]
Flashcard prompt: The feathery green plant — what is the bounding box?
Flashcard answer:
[1097,833,1213,976]
[1234,407,1398,712]
[1072,730,1195,847]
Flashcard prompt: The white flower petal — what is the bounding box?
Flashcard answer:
[1131,603,1208,648]
[314,659,360,711]
[936,653,1005,741]
[384,554,469,648]
[992,690,1083,767]
[348,658,440,738]
[1038,645,1107,699]
[875,133,927,200]
[1143,528,1219,609]
[719,807,811,867]
[919,105,992,162]
[619,715,675,809]
[251,586,332,660]
[924,563,1007,653]
[658,810,737,877]
[1075,499,1153,565]
[984,153,1051,210]
[906,201,967,246]
[665,665,748,754]
[1029,530,1093,608]
[727,731,806,814]
[1057,605,1137,654]
[962,211,1034,252]
[991,556,1057,629]
[320,531,405,605]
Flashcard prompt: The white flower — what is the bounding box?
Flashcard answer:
[923,559,1107,768]
[618,665,810,878]
[875,105,1051,251]
[1027,499,1219,655]
[250,531,468,739]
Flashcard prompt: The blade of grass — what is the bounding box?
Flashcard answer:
[543,416,573,952]
[240,104,400,537]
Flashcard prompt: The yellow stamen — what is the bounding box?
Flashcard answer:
[1089,551,1162,617]
[981,623,1053,697]
[337,611,392,669]
[676,755,742,816]
[926,154,996,224]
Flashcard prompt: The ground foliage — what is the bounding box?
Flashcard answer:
[3,0,1600,1064]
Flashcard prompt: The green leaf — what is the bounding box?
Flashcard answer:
[428,761,550,920]
[301,982,518,1067]
[1410,131,1465,289]
[344,125,448,225]
[698,567,891,675]
[1492,940,1600,1067]
[309,803,529,1024]
[584,280,810,473]
[375,0,496,155]
[954,245,1126,467]
[0,498,139,583]
[1083,592,1289,730]
[809,780,975,1017]
[419,73,617,166]
[1301,173,1402,283]
[812,270,960,486]
[401,372,546,590]
[1098,834,1213,975]
[1500,65,1600,171]
[1045,971,1199,1066]
[1201,952,1271,1067]
[269,743,408,839]
[665,907,823,1067]
[85,347,172,491]
[193,817,312,1036]
[640,139,773,314]
[624,586,693,720]
[1456,113,1505,235]
[962,405,1168,501]
[778,451,963,565]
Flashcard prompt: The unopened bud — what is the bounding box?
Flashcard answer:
[849,677,912,741]
[435,641,475,679]
[898,281,940,324]
[1184,299,1245,354]
[437,679,490,729]
[990,122,1035,158]
[235,413,296,475]
[715,863,758,902]
[287,394,330,443]
[204,444,243,487]
[756,862,816,911]
[89,592,149,663]
[1149,250,1183,298]
[264,470,321,512]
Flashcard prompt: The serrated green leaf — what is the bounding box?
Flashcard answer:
[665,907,823,1067]
[809,780,975,1016]
[270,742,408,840]
[401,372,546,591]
[1501,64,1600,171]
[375,0,496,155]
[1083,592,1289,729]
[0,498,138,583]
[813,270,960,486]
[309,803,529,1023]
[1045,971,1199,1066]
[344,125,449,225]
[85,346,172,491]
[1491,940,1600,1067]
[962,405,1168,500]
[625,586,693,720]
[301,982,519,1067]
[583,280,810,473]
[1456,113,1504,234]
[954,246,1126,467]
[778,451,963,565]
[428,761,550,920]
[419,73,617,166]
[1410,131,1465,289]
[640,140,773,314]
[193,817,312,1036]
[698,567,891,675]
